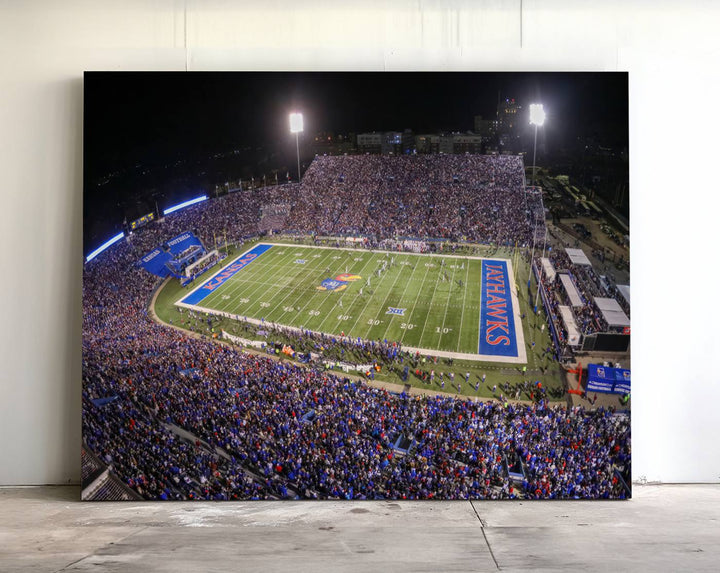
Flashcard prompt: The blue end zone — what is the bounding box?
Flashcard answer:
[180,244,272,305]
[478,260,519,357]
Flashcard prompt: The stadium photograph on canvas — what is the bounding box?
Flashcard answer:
[82,72,630,501]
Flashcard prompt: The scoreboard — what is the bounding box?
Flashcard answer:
[130,212,155,231]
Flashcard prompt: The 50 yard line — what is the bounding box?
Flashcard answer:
[315,253,378,333]
[267,248,342,325]
[289,249,371,328]
[262,248,340,322]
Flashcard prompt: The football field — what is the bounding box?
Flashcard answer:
[177,243,526,362]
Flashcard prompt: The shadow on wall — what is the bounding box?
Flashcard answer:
[45,77,83,485]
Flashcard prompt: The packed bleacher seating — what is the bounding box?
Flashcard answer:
[285,155,541,246]
[535,247,630,347]
[258,203,292,234]
[81,447,104,485]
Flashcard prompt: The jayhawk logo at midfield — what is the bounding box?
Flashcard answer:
[334,274,362,282]
[317,273,362,291]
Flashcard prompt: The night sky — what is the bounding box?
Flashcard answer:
[83,72,628,249]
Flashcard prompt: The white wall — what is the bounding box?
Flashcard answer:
[1,0,718,485]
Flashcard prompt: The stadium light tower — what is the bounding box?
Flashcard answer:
[534,223,548,313]
[289,112,304,183]
[529,103,545,186]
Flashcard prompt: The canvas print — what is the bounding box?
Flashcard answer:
[82,72,630,500]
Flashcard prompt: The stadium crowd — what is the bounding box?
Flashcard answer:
[285,155,542,246]
[83,154,630,500]
[535,249,629,339]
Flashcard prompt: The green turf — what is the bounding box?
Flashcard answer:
[153,238,566,400]
[181,244,493,355]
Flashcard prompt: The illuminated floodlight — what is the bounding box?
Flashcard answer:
[529,104,545,187]
[163,195,208,216]
[529,103,546,127]
[85,232,124,263]
[290,112,304,182]
[289,112,304,133]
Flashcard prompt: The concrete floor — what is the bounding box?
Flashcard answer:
[2,485,718,572]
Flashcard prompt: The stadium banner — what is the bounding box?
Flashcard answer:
[165,231,203,255]
[478,260,519,357]
[139,248,172,278]
[180,243,273,305]
[323,360,374,373]
[586,363,631,394]
[222,330,266,349]
[614,368,631,394]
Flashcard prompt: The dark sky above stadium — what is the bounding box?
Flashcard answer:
[85,71,627,181]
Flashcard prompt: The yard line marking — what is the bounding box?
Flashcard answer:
[358,254,410,341]
[456,258,472,352]
[242,246,334,311]
[398,261,432,346]
[415,258,445,348]
[273,247,344,322]
[207,245,332,319]
[377,254,420,342]
[201,248,298,311]
[315,253,378,333]
[263,248,340,322]
[343,253,399,338]
[290,249,368,327]
[209,249,312,316]
[435,258,459,349]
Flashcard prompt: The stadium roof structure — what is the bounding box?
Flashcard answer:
[560,274,583,307]
[565,248,592,266]
[541,257,556,283]
[558,305,581,346]
[617,284,630,306]
[594,297,630,328]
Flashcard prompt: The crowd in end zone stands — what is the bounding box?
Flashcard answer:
[83,155,630,500]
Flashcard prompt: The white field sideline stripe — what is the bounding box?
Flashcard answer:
[173,301,527,364]
[257,241,507,261]
[174,241,526,363]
